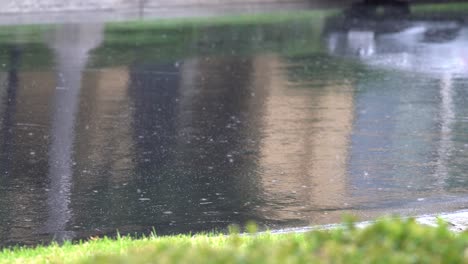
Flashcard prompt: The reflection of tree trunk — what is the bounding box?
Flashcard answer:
[0,72,8,130]
[0,47,20,242]
[0,47,20,177]
[45,24,103,242]
[435,73,454,188]
[0,71,6,177]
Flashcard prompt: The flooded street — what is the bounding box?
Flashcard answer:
[1,6,468,246]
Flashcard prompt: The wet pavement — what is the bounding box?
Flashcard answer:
[1,5,468,247]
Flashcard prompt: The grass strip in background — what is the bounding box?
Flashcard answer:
[1,218,468,264]
[105,10,336,31]
[411,2,468,14]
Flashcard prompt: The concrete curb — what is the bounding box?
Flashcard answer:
[268,210,468,234]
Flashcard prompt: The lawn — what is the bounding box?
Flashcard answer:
[1,218,468,264]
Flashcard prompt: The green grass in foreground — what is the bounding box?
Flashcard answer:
[1,218,468,264]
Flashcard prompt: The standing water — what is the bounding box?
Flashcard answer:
[1,5,468,247]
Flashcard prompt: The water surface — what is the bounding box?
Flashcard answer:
[1,9,468,247]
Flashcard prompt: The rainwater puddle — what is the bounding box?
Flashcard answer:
[1,5,468,247]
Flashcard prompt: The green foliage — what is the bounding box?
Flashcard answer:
[106,10,335,31]
[90,10,333,67]
[411,2,468,14]
[0,25,54,70]
[1,218,468,263]
[0,24,52,44]
[285,54,368,89]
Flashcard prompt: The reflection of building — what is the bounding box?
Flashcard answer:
[70,66,136,232]
[255,54,355,224]
[0,24,106,245]
[327,22,468,74]
[74,67,134,186]
[119,55,266,233]
[326,19,468,206]
[0,66,55,244]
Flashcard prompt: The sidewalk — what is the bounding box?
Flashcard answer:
[269,210,468,234]
[0,0,342,25]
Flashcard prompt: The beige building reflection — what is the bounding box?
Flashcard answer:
[254,54,355,224]
[0,69,55,243]
[0,35,135,243]
[74,67,134,187]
